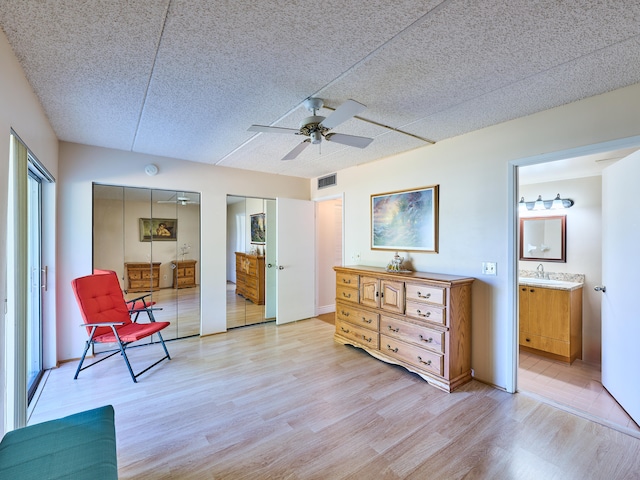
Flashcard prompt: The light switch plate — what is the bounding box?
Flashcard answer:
[482,262,497,275]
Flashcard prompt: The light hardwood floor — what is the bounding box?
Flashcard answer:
[31,319,640,479]
[518,350,640,434]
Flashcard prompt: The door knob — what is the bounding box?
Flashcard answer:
[267,263,273,268]
[278,265,284,270]
[594,285,606,293]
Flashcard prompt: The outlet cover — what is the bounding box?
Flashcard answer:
[482,262,497,275]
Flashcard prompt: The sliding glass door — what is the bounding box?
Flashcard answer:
[26,170,43,402]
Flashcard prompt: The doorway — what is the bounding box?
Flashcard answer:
[513,142,640,432]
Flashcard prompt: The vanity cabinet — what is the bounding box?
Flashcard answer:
[235,253,265,305]
[334,266,474,393]
[519,284,582,363]
[172,260,197,288]
[125,262,160,292]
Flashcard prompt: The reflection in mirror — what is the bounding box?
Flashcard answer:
[93,185,201,351]
[519,215,566,262]
[226,195,275,329]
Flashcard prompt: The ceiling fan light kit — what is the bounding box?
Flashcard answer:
[248,97,375,161]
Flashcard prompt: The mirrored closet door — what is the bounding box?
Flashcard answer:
[226,195,275,328]
[93,184,201,350]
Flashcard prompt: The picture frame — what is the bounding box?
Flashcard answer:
[139,218,178,242]
[371,185,439,252]
[250,213,266,244]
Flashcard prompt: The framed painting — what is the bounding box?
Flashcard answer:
[371,185,439,252]
[139,218,178,242]
[250,213,266,244]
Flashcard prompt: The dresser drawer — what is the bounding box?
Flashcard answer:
[381,335,443,377]
[405,284,445,306]
[336,318,379,349]
[336,272,359,288]
[336,285,359,304]
[380,315,445,354]
[405,301,445,326]
[336,304,379,331]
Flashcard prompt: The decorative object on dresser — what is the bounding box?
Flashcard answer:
[171,260,197,289]
[371,185,439,253]
[334,266,473,393]
[235,252,265,305]
[125,262,160,293]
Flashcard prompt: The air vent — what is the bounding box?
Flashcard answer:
[318,173,337,189]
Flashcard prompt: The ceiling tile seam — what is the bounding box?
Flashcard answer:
[130,0,173,152]
[214,0,452,166]
[397,32,640,132]
[308,0,454,101]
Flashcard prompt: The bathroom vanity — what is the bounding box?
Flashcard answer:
[518,278,583,363]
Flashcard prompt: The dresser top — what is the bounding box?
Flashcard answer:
[335,265,474,286]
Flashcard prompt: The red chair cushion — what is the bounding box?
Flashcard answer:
[94,321,171,343]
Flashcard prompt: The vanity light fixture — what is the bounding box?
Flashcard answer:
[519,193,574,212]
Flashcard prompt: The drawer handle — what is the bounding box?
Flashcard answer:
[525,338,530,342]
[387,325,399,333]
[419,335,433,343]
[417,356,432,366]
[386,345,398,353]
[341,310,349,317]
[362,335,372,343]
[417,291,431,299]
[342,278,351,284]
[342,292,351,298]
[362,317,372,324]
[340,327,350,334]
[416,309,431,318]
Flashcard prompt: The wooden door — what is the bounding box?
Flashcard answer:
[359,276,379,308]
[601,149,640,425]
[518,286,530,339]
[529,288,569,342]
[380,280,405,314]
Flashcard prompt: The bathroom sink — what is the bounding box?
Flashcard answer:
[519,277,582,288]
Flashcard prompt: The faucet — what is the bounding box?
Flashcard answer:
[536,263,545,279]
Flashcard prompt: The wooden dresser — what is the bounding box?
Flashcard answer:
[125,262,160,292]
[172,260,197,289]
[235,253,265,305]
[334,266,474,392]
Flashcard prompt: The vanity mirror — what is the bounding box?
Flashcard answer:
[519,215,566,262]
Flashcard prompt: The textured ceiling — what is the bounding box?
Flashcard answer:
[1,1,640,178]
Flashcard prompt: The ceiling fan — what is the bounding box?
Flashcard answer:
[157,192,197,206]
[248,98,374,160]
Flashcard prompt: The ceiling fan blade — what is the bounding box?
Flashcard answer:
[248,124,298,134]
[320,99,367,129]
[282,139,311,160]
[325,133,373,149]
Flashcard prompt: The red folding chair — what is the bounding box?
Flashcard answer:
[93,269,157,321]
[72,271,171,382]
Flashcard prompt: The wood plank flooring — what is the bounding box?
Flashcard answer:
[30,319,640,479]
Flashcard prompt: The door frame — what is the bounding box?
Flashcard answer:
[507,135,640,394]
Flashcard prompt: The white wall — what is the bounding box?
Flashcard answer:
[311,83,640,390]
[520,176,602,364]
[57,141,309,361]
[0,29,59,433]
[315,197,342,315]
